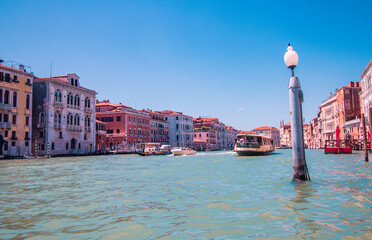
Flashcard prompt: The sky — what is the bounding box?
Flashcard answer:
[1,0,371,131]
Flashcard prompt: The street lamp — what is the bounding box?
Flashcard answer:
[284,44,310,181]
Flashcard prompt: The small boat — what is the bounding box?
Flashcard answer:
[135,143,172,156]
[24,155,51,159]
[234,133,274,156]
[172,147,197,156]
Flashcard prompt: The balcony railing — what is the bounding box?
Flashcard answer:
[67,104,80,110]
[67,125,83,131]
[0,103,13,111]
[54,101,63,108]
[54,123,62,129]
[84,107,93,113]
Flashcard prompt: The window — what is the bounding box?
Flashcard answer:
[12,115,17,125]
[5,73,10,82]
[51,143,54,150]
[26,78,31,85]
[66,143,69,150]
[129,116,131,122]
[26,95,30,109]
[39,130,44,138]
[25,132,29,140]
[116,129,120,133]
[11,142,16,147]
[117,116,121,122]
[13,76,18,82]
[59,131,63,139]
[4,90,9,104]
[25,142,29,147]
[11,131,16,139]
[12,92,17,107]
[0,72,3,81]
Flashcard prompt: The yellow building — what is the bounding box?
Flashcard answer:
[0,62,33,157]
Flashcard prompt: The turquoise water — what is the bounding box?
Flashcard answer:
[0,149,371,239]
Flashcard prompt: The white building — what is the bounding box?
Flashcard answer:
[159,110,194,147]
[319,94,338,141]
[360,59,372,125]
[32,73,97,155]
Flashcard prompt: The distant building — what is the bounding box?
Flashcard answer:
[252,126,280,147]
[159,110,194,147]
[141,110,169,145]
[280,122,291,148]
[225,126,238,149]
[0,63,34,156]
[32,74,96,155]
[319,93,338,142]
[194,117,229,150]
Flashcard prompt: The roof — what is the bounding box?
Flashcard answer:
[0,63,34,77]
[252,126,274,131]
[361,59,372,78]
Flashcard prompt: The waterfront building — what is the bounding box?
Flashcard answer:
[96,100,151,150]
[0,62,34,156]
[96,120,107,152]
[307,117,322,149]
[360,59,372,132]
[193,117,227,150]
[280,122,291,148]
[32,74,96,155]
[319,93,338,142]
[252,126,281,147]
[225,126,238,149]
[159,110,194,147]
[193,131,215,151]
[141,109,169,145]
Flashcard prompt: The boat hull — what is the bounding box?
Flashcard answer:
[172,150,197,156]
[135,151,172,156]
[235,150,274,156]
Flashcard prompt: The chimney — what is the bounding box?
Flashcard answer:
[19,65,25,72]
[350,81,354,87]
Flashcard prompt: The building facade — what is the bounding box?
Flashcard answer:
[0,63,33,156]
[141,110,169,145]
[96,100,151,150]
[160,110,194,147]
[360,59,372,132]
[32,74,96,155]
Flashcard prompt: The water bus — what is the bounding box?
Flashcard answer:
[234,133,275,156]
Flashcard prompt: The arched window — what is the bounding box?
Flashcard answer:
[77,116,80,125]
[26,95,30,109]
[59,131,63,139]
[13,92,18,107]
[58,113,61,124]
[54,91,58,101]
[54,114,57,124]
[58,91,62,102]
[87,117,90,127]
[74,115,77,125]
[4,90,9,104]
[88,99,91,108]
[40,113,44,124]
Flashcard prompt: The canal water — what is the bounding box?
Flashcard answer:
[0,149,371,239]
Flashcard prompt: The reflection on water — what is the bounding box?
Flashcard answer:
[0,150,371,239]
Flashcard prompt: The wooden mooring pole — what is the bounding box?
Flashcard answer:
[362,113,369,162]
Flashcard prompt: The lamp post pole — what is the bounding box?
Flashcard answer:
[284,44,310,181]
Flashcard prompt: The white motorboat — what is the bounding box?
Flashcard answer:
[172,147,197,156]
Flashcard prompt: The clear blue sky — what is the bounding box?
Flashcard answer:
[1,0,371,131]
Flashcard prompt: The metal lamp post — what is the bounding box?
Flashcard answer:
[284,44,310,181]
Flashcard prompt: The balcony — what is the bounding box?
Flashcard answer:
[54,123,62,129]
[84,107,93,113]
[54,101,64,108]
[67,125,83,131]
[0,103,13,111]
[67,104,80,110]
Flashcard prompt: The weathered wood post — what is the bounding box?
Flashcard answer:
[284,44,310,181]
[362,113,369,162]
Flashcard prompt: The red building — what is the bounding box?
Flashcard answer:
[96,120,107,152]
[141,109,169,144]
[96,100,151,150]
